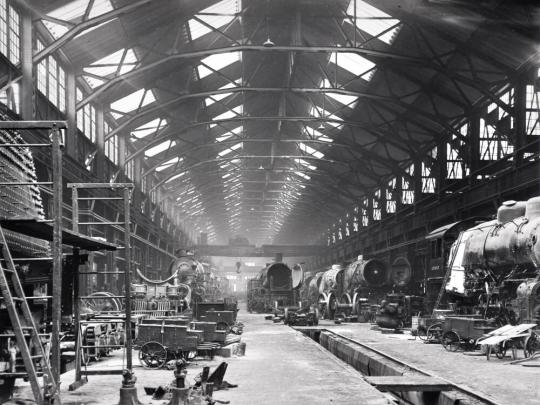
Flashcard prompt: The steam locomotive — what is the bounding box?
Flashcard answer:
[247,257,304,313]
[305,257,421,326]
[132,253,234,316]
[444,197,540,324]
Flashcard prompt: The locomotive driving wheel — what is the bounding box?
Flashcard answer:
[139,341,167,369]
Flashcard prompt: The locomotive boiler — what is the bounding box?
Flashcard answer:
[445,197,540,324]
[317,256,411,320]
[247,257,304,313]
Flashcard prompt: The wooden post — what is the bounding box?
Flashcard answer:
[51,124,63,383]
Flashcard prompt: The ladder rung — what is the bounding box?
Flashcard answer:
[30,354,44,359]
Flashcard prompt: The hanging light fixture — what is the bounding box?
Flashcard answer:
[263,12,274,47]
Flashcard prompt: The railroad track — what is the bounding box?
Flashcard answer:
[307,328,504,405]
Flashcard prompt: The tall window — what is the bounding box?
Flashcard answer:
[402,163,415,204]
[104,121,119,165]
[353,206,359,232]
[421,147,437,193]
[447,123,469,179]
[386,177,396,213]
[124,159,135,180]
[372,189,381,220]
[480,89,514,160]
[526,84,540,136]
[0,2,20,65]
[35,39,66,112]
[76,87,97,142]
[361,197,369,226]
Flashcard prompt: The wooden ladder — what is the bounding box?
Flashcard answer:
[432,231,465,316]
[0,224,60,404]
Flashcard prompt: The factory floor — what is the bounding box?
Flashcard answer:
[11,309,390,405]
[302,320,540,405]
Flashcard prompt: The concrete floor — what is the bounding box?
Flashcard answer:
[11,311,391,405]
[316,321,540,405]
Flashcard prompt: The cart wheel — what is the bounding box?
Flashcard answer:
[524,333,539,358]
[216,321,230,333]
[426,323,443,344]
[139,341,167,369]
[442,330,460,352]
[417,326,428,341]
[495,342,507,359]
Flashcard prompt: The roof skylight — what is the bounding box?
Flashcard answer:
[210,105,243,128]
[299,142,324,159]
[84,48,138,88]
[294,158,317,171]
[131,118,167,139]
[320,79,358,107]
[197,52,241,79]
[216,126,242,142]
[204,81,240,107]
[165,172,186,183]
[156,157,182,172]
[304,126,333,143]
[218,142,243,157]
[111,88,156,114]
[43,0,114,39]
[309,105,344,128]
[145,140,176,158]
[345,0,401,45]
[188,0,239,41]
[330,52,375,81]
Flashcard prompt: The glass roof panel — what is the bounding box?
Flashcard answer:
[131,118,167,139]
[218,142,243,157]
[84,48,138,88]
[197,52,240,79]
[294,158,317,171]
[188,0,239,40]
[304,126,333,143]
[110,88,156,114]
[345,0,401,45]
[299,142,324,159]
[216,125,242,142]
[156,157,182,172]
[145,140,176,157]
[204,81,239,106]
[165,171,186,184]
[210,105,243,128]
[44,0,114,39]
[330,52,375,81]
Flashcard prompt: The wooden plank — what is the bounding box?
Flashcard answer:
[363,376,453,392]
[81,369,124,375]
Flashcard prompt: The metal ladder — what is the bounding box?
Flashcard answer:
[432,231,464,316]
[0,224,60,404]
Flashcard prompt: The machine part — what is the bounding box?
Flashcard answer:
[82,291,123,312]
[139,341,167,369]
[291,264,304,289]
[442,330,461,352]
[216,321,230,333]
[390,257,412,287]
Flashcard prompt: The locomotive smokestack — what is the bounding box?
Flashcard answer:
[275,253,283,263]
